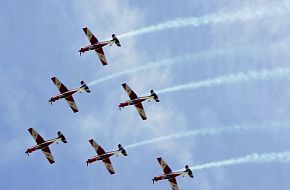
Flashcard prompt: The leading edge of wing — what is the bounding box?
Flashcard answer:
[157,157,172,174]
[135,103,147,120]
[102,158,115,175]
[83,27,98,44]
[88,139,106,155]
[28,128,45,145]
[95,48,108,66]
[65,96,79,113]
[121,83,138,100]
[168,178,179,190]
[51,77,69,94]
[41,147,55,164]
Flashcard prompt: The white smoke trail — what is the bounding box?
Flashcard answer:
[186,151,290,171]
[88,45,269,87]
[88,48,227,86]
[117,1,290,38]
[125,122,290,149]
[156,67,290,94]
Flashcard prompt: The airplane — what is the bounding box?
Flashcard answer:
[119,83,159,120]
[25,128,67,164]
[49,76,90,113]
[79,27,121,66]
[152,157,193,190]
[86,139,127,175]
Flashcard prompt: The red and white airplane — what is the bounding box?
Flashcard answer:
[49,76,90,113]
[152,157,193,190]
[119,83,160,120]
[25,128,67,164]
[86,139,127,175]
[79,27,121,66]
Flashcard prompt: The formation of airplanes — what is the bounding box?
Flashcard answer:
[26,27,193,190]
[26,128,193,190]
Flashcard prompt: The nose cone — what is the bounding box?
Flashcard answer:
[86,159,92,166]
[25,148,31,154]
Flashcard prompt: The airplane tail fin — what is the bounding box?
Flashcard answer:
[150,90,160,102]
[185,165,194,178]
[57,131,67,143]
[112,34,121,47]
[81,81,91,93]
[118,144,128,156]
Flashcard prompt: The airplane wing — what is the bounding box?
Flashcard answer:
[51,77,69,93]
[28,128,45,145]
[41,147,55,164]
[135,103,147,120]
[102,158,115,175]
[121,83,138,100]
[83,27,98,45]
[89,139,106,155]
[168,178,179,190]
[157,157,172,174]
[95,48,108,65]
[65,96,79,113]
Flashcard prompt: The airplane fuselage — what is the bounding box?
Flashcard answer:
[119,95,154,108]
[153,171,188,182]
[49,88,80,103]
[86,150,121,165]
[79,41,113,54]
[26,138,61,154]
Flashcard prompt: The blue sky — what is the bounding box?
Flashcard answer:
[1,0,290,189]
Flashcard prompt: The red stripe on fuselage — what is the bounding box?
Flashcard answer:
[153,173,182,181]
[50,89,78,102]
[26,139,55,153]
[79,42,109,53]
[87,152,115,164]
[119,97,148,108]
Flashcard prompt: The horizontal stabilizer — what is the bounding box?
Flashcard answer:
[150,90,160,102]
[112,34,121,47]
[57,131,67,143]
[185,165,193,178]
[81,81,91,93]
[118,144,127,156]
